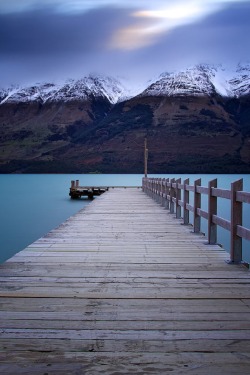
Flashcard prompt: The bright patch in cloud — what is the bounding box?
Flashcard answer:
[109,0,250,50]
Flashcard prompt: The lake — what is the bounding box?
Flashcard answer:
[0,174,249,264]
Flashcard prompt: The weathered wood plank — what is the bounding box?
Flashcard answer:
[1,351,250,375]
[1,338,250,354]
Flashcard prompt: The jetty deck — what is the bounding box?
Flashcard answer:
[1,188,250,374]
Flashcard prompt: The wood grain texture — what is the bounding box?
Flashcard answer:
[0,188,250,374]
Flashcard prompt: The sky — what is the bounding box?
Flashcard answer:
[0,0,250,87]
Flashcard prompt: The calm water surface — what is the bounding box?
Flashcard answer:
[0,174,249,264]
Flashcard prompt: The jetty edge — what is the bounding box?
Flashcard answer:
[0,178,250,374]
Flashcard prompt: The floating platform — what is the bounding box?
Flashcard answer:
[69,180,109,199]
[69,180,140,199]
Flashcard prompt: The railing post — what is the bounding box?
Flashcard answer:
[163,178,168,209]
[156,179,160,202]
[230,179,243,263]
[193,178,201,233]
[155,178,158,202]
[166,179,170,210]
[183,178,189,225]
[150,179,153,198]
[161,179,165,206]
[176,178,181,219]
[158,179,162,204]
[170,178,175,214]
[208,179,217,244]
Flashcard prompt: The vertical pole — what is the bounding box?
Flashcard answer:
[161,179,165,206]
[170,178,175,214]
[183,178,189,225]
[71,180,75,189]
[175,178,181,219]
[208,179,217,244]
[150,179,153,198]
[193,178,201,233]
[230,179,243,263]
[157,178,161,203]
[144,138,148,178]
[76,180,79,188]
[165,178,170,210]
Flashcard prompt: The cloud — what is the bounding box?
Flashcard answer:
[137,1,250,69]
[108,0,250,51]
[0,1,250,86]
[0,6,133,84]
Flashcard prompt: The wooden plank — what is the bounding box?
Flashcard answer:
[236,190,250,204]
[237,225,250,241]
[1,351,250,375]
[212,214,231,231]
[1,338,250,354]
[212,187,231,199]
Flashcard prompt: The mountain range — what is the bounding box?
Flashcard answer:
[0,63,250,173]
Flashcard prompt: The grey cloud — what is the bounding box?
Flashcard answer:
[0,6,135,84]
[0,7,131,56]
[0,2,250,86]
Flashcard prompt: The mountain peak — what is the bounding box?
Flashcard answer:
[0,74,128,105]
[139,63,250,98]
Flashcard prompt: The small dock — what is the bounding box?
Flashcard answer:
[1,187,250,374]
[69,179,140,199]
[69,179,109,199]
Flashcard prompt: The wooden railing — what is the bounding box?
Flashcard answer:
[142,177,250,264]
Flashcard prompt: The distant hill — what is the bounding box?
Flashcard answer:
[0,63,250,173]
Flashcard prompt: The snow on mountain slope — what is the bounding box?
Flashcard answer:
[48,75,127,104]
[140,65,218,97]
[139,63,250,98]
[1,63,250,105]
[0,75,127,105]
[229,62,250,97]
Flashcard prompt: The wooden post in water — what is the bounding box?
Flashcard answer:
[208,178,217,244]
[230,179,243,263]
[193,178,201,233]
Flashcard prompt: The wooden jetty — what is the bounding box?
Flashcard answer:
[69,179,109,199]
[1,185,250,374]
[69,179,140,199]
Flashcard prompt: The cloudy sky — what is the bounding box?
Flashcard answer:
[0,0,250,86]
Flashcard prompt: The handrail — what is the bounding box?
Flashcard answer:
[142,177,250,264]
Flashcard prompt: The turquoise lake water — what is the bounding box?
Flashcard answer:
[0,174,249,264]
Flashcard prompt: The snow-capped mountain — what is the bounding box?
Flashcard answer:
[139,63,250,98]
[1,63,250,106]
[0,75,127,105]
